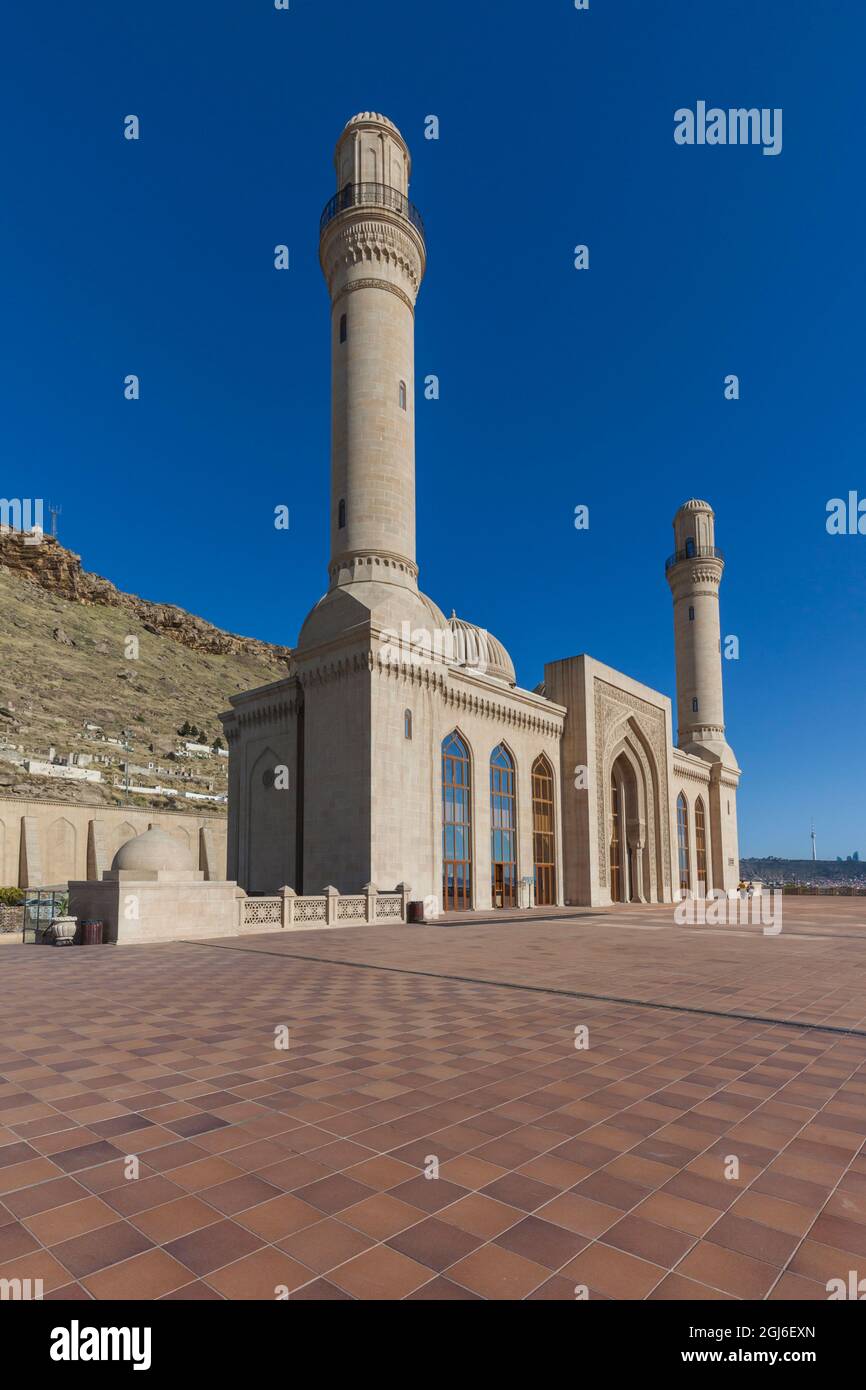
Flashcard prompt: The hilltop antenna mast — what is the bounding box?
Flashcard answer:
[48,503,61,539]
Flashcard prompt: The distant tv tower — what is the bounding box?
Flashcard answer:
[48,502,61,539]
[810,820,817,862]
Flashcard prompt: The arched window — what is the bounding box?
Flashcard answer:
[338,498,346,529]
[339,313,347,343]
[610,771,623,902]
[695,796,708,893]
[442,733,472,911]
[404,709,412,740]
[688,605,695,621]
[685,537,696,557]
[490,745,517,909]
[692,697,699,713]
[398,380,407,411]
[532,755,556,906]
[677,793,691,895]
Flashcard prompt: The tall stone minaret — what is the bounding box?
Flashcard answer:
[665,499,736,765]
[317,113,426,596]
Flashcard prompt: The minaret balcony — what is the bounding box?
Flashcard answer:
[664,544,724,574]
[319,182,425,238]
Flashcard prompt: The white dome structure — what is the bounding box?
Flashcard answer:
[111,827,193,874]
[71,822,240,944]
[447,613,516,686]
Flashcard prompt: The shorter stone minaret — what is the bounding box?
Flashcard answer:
[665,499,736,766]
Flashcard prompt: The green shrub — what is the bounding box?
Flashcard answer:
[0,887,24,906]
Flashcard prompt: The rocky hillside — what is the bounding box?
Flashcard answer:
[0,532,292,661]
[0,531,291,811]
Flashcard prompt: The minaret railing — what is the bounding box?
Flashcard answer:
[664,545,724,573]
[320,182,424,237]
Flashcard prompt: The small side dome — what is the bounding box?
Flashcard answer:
[111,827,193,873]
[447,613,516,687]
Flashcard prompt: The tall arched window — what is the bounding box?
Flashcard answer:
[532,755,556,906]
[490,745,517,909]
[677,793,691,895]
[398,380,407,411]
[404,709,412,740]
[695,797,707,893]
[610,771,623,902]
[338,498,346,529]
[339,312,347,343]
[442,733,472,911]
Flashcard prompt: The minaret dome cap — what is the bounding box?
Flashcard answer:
[675,498,714,518]
[332,112,412,185]
[344,111,403,136]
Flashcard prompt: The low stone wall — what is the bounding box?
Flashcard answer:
[0,902,24,942]
[239,885,408,932]
[68,877,244,946]
[0,794,228,888]
[60,880,409,947]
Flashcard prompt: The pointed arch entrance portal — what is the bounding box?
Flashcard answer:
[608,747,655,904]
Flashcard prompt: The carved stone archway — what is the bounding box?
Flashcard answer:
[604,720,665,904]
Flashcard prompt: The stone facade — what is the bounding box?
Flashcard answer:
[544,657,674,907]
[68,875,243,945]
[223,646,564,909]
[221,114,742,915]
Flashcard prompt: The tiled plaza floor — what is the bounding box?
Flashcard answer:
[1,898,866,1300]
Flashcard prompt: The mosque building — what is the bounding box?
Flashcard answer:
[220,113,741,911]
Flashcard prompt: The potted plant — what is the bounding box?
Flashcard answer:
[48,915,78,947]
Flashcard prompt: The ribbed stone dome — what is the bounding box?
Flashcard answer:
[111,827,193,874]
[345,112,401,134]
[678,498,713,514]
[447,613,516,686]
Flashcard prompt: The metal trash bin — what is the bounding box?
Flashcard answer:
[406,900,426,924]
[80,920,104,946]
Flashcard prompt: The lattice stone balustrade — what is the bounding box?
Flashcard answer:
[0,904,25,939]
[239,883,410,932]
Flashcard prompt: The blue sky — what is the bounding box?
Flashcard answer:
[2,1,864,858]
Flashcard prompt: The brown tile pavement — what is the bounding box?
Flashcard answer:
[0,897,865,1298]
